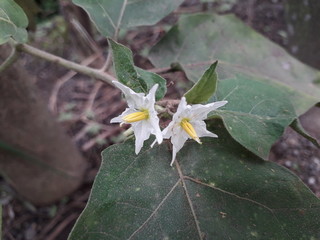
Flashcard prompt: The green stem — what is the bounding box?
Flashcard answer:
[0,46,18,73]
[15,43,117,84]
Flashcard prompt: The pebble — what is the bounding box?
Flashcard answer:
[308,177,316,185]
[284,160,292,167]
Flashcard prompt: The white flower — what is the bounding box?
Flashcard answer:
[161,97,227,166]
[111,81,163,154]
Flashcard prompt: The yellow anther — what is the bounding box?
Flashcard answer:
[122,110,149,123]
[180,118,202,144]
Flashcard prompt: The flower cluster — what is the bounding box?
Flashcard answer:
[111,81,227,165]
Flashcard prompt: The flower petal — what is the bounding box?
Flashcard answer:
[190,100,228,120]
[193,121,218,138]
[146,84,158,107]
[173,97,188,120]
[110,108,136,123]
[149,116,163,144]
[132,121,151,154]
[170,127,188,165]
[112,81,145,109]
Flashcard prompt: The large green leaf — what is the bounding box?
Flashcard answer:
[109,39,166,100]
[72,0,184,37]
[68,124,320,240]
[211,75,296,159]
[149,14,320,115]
[0,0,28,44]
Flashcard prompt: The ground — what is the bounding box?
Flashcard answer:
[2,0,320,239]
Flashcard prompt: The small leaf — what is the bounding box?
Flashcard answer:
[0,0,28,44]
[211,74,296,159]
[72,0,183,37]
[109,39,166,100]
[290,118,320,148]
[184,61,218,104]
[68,124,320,240]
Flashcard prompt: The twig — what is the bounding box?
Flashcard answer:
[115,0,128,40]
[100,51,112,72]
[46,213,79,240]
[73,124,91,142]
[0,46,18,73]
[81,127,121,151]
[70,18,101,55]
[100,0,127,72]
[247,0,256,26]
[49,54,100,112]
[15,43,117,84]
[84,81,104,113]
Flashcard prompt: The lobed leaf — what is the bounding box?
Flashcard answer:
[109,39,166,100]
[149,14,320,115]
[72,0,184,37]
[68,124,320,240]
[184,61,218,104]
[211,75,296,159]
[0,0,28,44]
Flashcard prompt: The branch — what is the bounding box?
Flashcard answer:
[0,46,18,73]
[15,43,117,84]
[100,0,127,72]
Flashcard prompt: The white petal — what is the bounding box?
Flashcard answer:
[150,139,157,148]
[169,127,188,165]
[170,146,178,166]
[112,81,145,109]
[132,121,151,154]
[173,97,188,120]
[110,108,135,123]
[190,100,228,120]
[193,121,218,138]
[162,121,175,139]
[146,84,158,107]
[149,116,163,144]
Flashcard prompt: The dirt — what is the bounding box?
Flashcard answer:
[2,0,320,239]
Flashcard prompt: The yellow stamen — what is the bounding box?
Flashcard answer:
[180,118,202,144]
[122,110,149,123]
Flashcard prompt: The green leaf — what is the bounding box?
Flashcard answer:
[72,0,184,37]
[184,61,218,104]
[211,75,296,159]
[109,39,166,100]
[68,124,320,240]
[149,14,320,115]
[290,118,320,148]
[0,0,28,44]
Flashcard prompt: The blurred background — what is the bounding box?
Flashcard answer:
[1,0,319,239]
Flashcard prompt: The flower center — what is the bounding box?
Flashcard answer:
[122,109,149,123]
[180,118,201,144]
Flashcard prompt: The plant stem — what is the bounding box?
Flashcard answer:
[0,46,18,73]
[100,51,112,72]
[15,43,117,84]
[101,0,127,72]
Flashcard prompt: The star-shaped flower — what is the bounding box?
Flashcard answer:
[161,97,228,166]
[111,81,163,154]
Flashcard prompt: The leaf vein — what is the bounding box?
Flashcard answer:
[184,176,273,212]
[176,162,203,240]
[97,2,116,30]
[127,179,181,239]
